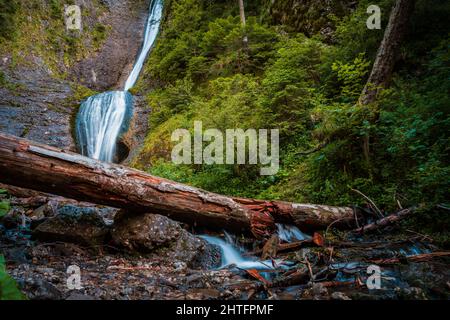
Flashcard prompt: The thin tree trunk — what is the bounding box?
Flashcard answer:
[0,133,358,238]
[238,0,248,46]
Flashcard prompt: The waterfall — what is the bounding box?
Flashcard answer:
[75,0,163,162]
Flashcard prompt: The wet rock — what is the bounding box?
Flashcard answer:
[30,217,48,230]
[0,63,75,150]
[31,201,59,220]
[32,205,110,247]
[20,278,63,300]
[185,288,221,299]
[121,95,150,164]
[331,291,351,300]
[312,283,328,296]
[0,211,22,229]
[395,287,428,300]
[71,0,151,91]
[111,212,220,268]
[66,292,97,300]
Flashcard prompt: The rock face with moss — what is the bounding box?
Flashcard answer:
[0,0,151,150]
[32,205,110,247]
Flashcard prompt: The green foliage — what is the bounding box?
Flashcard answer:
[267,0,353,36]
[0,255,26,300]
[0,0,109,76]
[0,187,9,218]
[147,78,194,128]
[260,36,329,136]
[0,0,20,42]
[71,83,97,102]
[0,70,18,90]
[136,0,278,88]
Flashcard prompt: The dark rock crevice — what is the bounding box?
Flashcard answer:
[0,0,152,151]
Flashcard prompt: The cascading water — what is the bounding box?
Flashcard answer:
[200,224,308,271]
[124,1,163,92]
[200,235,277,270]
[75,0,163,162]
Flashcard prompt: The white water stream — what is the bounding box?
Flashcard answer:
[76,0,163,162]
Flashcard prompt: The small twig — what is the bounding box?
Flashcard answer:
[353,206,361,229]
[353,207,414,234]
[436,204,450,211]
[296,141,328,156]
[324,217,348,245]
[405,229,433,242]
[328,247,334,263]
[304,256,314,281]
[369,251,450,265]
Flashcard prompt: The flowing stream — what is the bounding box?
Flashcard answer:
[75,0,163,162]
[74,1,306,274]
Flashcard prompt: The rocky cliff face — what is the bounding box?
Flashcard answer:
[0,0,150,151]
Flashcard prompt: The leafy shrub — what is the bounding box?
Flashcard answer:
[134,0,450,235]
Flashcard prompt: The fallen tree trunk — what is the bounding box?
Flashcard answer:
[0,133,358,237]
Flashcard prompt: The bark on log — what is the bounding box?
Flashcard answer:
[369,251,450,265]
[0,133,357,237]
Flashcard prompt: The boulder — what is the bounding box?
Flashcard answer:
[19,278,62,300]
[111,211,220,268]
[32,205,109,247]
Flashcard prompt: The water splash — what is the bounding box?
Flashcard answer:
[75,0,163,162]
[76,91,132,162]
[276,223,311,242]
[200,224,307,270]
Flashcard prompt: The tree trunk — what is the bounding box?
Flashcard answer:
[0,133,357,238]
[360,0,415,105]
[359,0,415,163]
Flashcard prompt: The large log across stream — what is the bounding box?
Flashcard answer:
[0,133,357,238]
